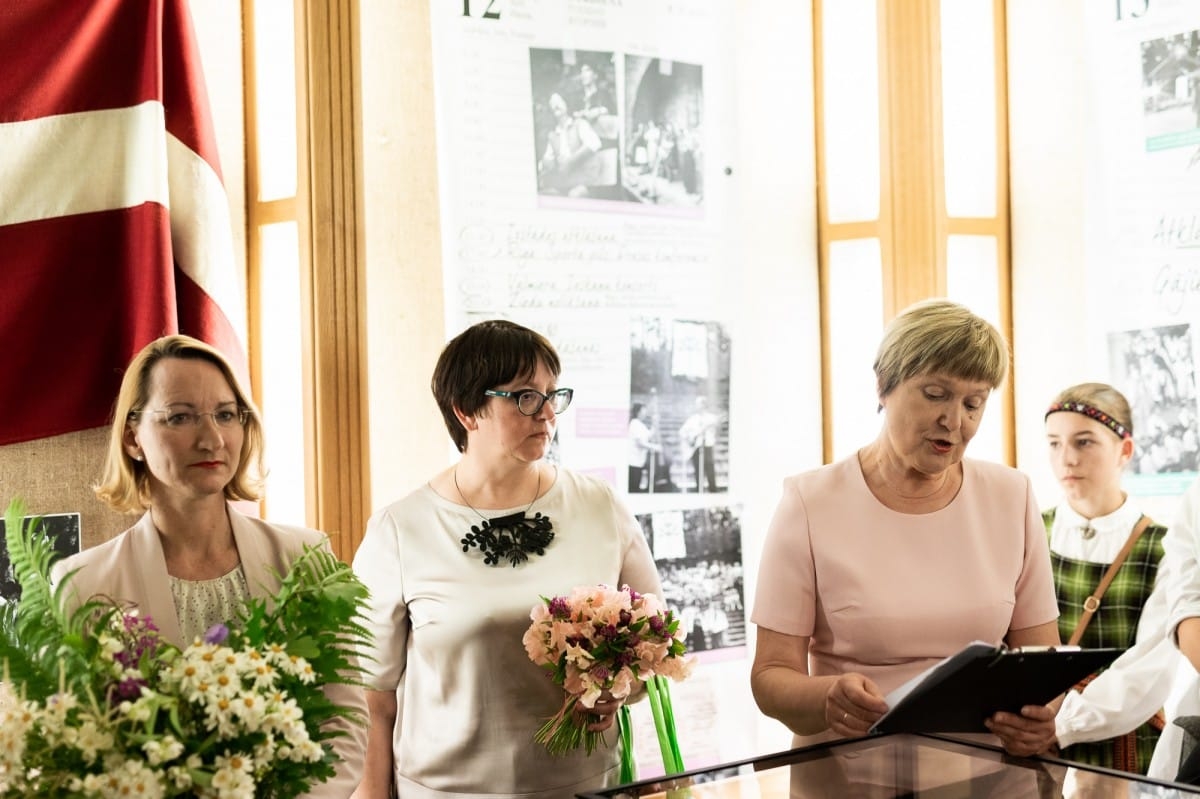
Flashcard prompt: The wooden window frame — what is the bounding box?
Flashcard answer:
[813,0,1014,465]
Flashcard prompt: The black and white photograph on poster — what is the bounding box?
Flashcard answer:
[1140,29,1200,152]
[1108,323,1200,476]
[629,317,730,495]
[0,513,81,602]
[636,506,745,655]
[623,55,704,208]
[529,48,627,201]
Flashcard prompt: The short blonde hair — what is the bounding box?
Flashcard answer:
[874,299,1009,400]
[94,335,265,513]
[1047,382,1134,440]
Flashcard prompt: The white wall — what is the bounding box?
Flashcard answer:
[1007,0,1183,525]
[730,0,824,757]
[358,0,453,509]
[1008,0,1089,511]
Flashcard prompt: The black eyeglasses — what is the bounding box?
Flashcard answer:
[484,388,574,416]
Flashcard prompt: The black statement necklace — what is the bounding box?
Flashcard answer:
[457,469,555,567]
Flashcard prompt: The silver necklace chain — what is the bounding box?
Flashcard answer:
[454,468,541,520]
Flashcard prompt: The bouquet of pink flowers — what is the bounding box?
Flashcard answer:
[523,583,694,779]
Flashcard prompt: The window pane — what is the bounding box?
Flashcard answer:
[940,0,996,217]
[258,222,306,524]
[254,0,298,201]
[947,234,1002,462]
[828,239,884,460]
[822,0,881,223]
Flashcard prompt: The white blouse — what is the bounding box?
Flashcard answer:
[168,566,250,644]
[354,468,663,799]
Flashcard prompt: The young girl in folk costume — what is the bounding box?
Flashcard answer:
[1044,382,1178,774]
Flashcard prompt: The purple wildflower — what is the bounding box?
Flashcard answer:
[113,676,146,704]
[116,613,163,666]
[204,623,230,645]
[548,596,571,619]
[112,611,162,667]
[648,616,665,635]
[124,613,159,634]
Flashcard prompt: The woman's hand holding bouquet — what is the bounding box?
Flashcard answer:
[0,499,371,798]
[523,583,694,779]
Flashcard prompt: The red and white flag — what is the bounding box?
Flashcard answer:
[0,0,247,446]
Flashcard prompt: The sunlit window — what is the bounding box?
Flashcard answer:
[258,222,305,524]
[822,0,881,224]
[816,0,1010,463]
[245,0,305,523]
[253,0,298,202]
[828,239,884,460]
[941,0,997,218]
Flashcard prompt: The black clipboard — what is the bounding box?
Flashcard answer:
[869,642,1123,735]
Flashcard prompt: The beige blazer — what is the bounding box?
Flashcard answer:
[52,507,367,798]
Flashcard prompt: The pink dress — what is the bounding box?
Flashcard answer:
[753,454,1058,699]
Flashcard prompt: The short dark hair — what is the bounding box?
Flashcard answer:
[431,320,561,452]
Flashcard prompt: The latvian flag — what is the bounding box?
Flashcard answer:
[0,0,247,446]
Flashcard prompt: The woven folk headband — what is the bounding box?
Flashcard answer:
[1045,400,1132,440]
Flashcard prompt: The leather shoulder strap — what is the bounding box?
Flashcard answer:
[1067,515,1155,647]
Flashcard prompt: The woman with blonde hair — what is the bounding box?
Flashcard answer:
[53,334,366,798]
[750,299,1060,761]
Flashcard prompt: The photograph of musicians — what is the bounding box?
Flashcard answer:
[678,396,720,493]
[628,401,660,493]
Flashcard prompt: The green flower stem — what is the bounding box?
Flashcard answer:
[656,676,685,773]
[646,677,681,775]
[534,696,605,756]
[617,704,636,784]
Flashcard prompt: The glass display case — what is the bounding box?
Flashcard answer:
[578,733,1200,798]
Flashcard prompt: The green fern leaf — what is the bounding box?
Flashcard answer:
[1,498,117,700]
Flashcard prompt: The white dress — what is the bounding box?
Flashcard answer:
[353,468,662,799]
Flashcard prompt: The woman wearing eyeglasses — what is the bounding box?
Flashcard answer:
[352,319,662,799]
[51,334,366,798]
